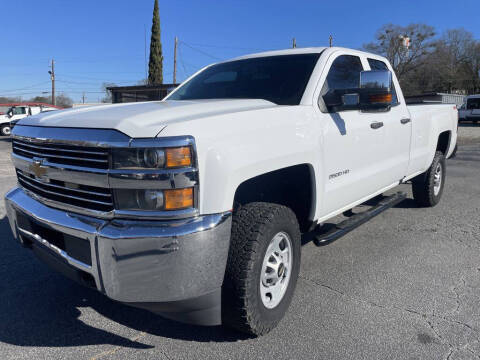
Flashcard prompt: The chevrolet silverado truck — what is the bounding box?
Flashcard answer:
[5,47,457,336]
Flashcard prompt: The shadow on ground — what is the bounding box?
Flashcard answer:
[0,217,248,350]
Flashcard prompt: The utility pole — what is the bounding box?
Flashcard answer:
[329,35,333,47]
[144,25,147,81]
[173,36,178,84]
[292,38,296,48]
[48,59,55,106]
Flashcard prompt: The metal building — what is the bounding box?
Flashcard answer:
[107,84,179,104]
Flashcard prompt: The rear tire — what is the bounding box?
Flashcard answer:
[412,151,446,207]
[222,202,301,336]
[0,125,11,136]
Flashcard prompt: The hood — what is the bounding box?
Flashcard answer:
[17,99,277,138]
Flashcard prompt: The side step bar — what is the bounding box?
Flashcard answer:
[313,192,407,246]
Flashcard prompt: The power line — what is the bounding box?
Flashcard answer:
[0,81,51,93]
[184,42,270,52]
[180,41,223,61]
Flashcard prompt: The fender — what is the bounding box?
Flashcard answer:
[159,105,322,216]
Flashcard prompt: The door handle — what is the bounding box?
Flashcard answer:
[400,118,411,124]
[370,122,384,129]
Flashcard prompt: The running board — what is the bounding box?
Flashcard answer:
[313,192,407,246]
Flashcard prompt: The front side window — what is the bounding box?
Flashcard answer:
[13,107,26,115]
[367,58,398,104]
[322,55,363,96]
[168,54,321,105]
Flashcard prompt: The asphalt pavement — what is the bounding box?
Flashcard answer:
[0,125,479,360]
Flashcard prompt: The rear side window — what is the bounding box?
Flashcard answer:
[367,58,399,105]
[322,55,363,95]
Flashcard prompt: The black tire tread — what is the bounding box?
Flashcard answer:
[222,202,300,336]
[412,151,445,207]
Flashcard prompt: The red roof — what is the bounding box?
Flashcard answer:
[0,102,63,109]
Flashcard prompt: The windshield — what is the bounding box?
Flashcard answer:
[168,54,321,105]
[467,98,480,110]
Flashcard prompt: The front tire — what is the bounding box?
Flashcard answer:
[0,125,11,136]
[412,151,446,207]
[222,202,301,336]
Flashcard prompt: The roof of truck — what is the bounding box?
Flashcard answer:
[231,47,327,60]
[228,46,388,62]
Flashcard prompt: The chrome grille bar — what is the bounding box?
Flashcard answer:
[12,140,108,156]
[17,171,114,212]
[12,139,109,169]
[17,171,111,198]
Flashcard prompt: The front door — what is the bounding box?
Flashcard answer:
[317,53,395,216]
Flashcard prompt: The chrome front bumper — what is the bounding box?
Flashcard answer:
[5,187,232,325]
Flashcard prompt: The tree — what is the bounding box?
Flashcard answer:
[30,96,50,103]
[363,24,436,80]
[0,96,21,104]
[148,0,163,85]
[55,94,73,108]
[101,82,117,103]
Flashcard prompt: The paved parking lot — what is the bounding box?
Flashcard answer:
[0,126,479,360]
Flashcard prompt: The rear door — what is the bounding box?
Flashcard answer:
[366,58,411,182]
[315,53,393,215]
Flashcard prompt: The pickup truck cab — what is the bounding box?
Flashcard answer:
[0,103,60,136]
[5,47,457,335]
[458,95,480,123]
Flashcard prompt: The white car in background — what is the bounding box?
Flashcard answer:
[0,104,60,136]
[458,95,480,123]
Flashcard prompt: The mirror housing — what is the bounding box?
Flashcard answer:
[322,70,393,112]
[358,70,393,111]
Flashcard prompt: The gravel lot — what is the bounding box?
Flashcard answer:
[0,125,479,360]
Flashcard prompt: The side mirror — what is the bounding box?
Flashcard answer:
[322,70,393,112]
[359,70,393,111]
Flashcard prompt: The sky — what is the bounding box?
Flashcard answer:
[2,0,480,103]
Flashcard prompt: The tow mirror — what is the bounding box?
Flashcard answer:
[359,70,393,111]
[322,70,393,112]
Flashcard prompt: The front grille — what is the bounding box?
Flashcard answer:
[12,139,109,170]
[17,170,113,212]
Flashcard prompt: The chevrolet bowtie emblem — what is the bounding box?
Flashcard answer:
[30,158,47,179]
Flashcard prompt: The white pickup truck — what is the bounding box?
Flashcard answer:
[0,104,60,136]
[5,47,457,336]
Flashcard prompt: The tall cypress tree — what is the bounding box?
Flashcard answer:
[148,0,163,84]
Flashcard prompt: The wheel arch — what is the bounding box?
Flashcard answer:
[232,163,316,232]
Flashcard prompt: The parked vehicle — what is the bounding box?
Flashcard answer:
[5,47,457,336]
[458,95,480,123]
[0,103,61,136]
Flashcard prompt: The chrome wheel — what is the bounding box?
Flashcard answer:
[433,163,442,196]
[260,231,293,309]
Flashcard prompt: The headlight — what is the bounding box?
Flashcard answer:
[112,147,191,169]
[114,188,193,211]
